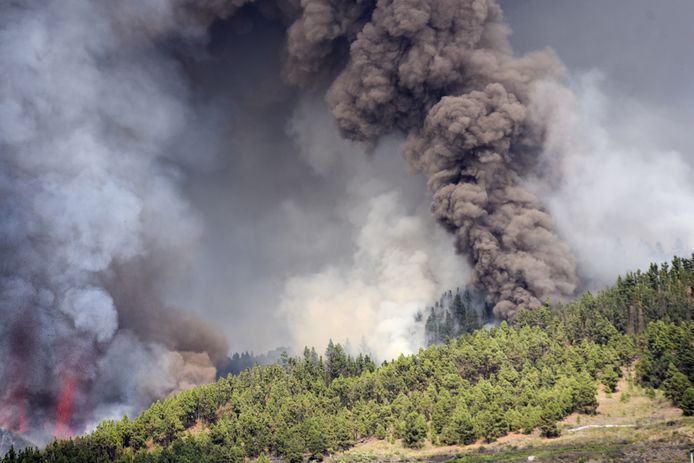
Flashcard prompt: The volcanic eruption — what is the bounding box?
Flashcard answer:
[0,0,592,442]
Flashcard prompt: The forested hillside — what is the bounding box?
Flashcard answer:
[4,255,694,463]
[555,255,694,334]
[421,254,694,345]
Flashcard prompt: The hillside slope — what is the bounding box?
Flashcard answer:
[331,373,693,462]
[3,255,694,463]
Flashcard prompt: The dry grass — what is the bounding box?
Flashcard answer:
[183,419,208,437]
[559,367,682,429]
[329,371,694,463]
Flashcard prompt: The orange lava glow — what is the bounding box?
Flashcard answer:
[54,375,76,438]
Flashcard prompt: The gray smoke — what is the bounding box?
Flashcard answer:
[502,0,694,289]
[0,0,231,442]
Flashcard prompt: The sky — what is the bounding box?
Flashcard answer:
[502,1,693,100]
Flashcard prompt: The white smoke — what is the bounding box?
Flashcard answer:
[529,71,694,286]
[0,0,219,442]
[60,288,118,343]
[280,98,469,360]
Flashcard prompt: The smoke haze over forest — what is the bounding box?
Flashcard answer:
[0,0,693,444]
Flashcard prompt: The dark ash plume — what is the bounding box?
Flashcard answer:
[403,85,577,317]
[323,0,578,316]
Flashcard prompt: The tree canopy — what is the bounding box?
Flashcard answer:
[4,254,694,463]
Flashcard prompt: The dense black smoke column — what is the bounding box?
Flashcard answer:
[319,0,579,317]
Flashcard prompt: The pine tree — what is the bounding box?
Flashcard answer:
[680,387,694,416]
[663,363,692,406]
[375,423,386,440]
[601,365,619,393]
[403,412,428,449]
[441,406,476,445]
[452,293,465,327]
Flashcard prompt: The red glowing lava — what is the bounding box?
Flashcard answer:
[54,375,76,439]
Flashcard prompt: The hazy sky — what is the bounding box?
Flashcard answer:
[501,0,694,153]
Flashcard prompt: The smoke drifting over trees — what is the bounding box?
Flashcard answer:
[313,0,579,317]
[1,0,693,442]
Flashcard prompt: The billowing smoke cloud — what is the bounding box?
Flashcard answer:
[528,73,694,286]
[0,0,230,442]
[498,0,694,291]
[320,0,578,317]
[402,86,577,317]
